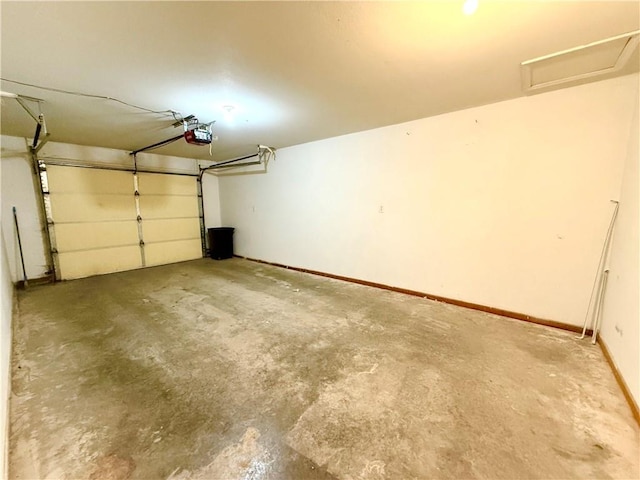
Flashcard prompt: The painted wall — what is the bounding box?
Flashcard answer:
[219,74,638,327]
[202,172,222,231]
[0,137,49,282]
[1,185,15,480]
[0,137,221,282]
[600,86,639,408]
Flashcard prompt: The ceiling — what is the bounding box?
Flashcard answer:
[1,1,639,161]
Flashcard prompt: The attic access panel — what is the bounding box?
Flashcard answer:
[521,31,640,94]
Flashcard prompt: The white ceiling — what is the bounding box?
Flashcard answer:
[1,1,639,161]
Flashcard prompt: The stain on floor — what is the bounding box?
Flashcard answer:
[9,258,639,479]
[89,454,136,480]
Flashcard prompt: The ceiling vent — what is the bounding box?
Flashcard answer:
[521,30,640,94]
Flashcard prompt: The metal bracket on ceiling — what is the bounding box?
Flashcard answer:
[2,92,44,125]
[130,116,216,156]
[198,144,276,177]
[172,114,194,128]
[1,91,50,151]
[32,114,50,152]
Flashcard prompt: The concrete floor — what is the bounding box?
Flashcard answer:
[9,258,639,480]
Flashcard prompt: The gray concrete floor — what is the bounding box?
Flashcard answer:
[9,258,639,480]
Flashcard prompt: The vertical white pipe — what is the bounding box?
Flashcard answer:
[580,201,619,339]
[591,270,610,344]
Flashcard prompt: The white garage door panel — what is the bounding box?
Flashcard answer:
[139,195,199,219]
[50,194,136,223]
[47,166,133,194]
[138,173,197,195]
[58,246,142,280]
[145,239,202,267]
[54,221,139,252]
[144,219,201,243]
[47,165,203,280]
[139,174,202,267]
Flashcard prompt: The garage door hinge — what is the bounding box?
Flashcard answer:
[137,215,142,222]
[51,248,58,254]
[139,240,145,246]
[134,190,140,196]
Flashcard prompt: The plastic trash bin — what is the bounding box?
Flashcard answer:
[208,227,234,260]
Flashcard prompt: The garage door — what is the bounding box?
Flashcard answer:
[46,165,202,280]
[137,172,202,267]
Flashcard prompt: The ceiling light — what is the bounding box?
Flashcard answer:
[463,0,478,15]
[0,91,18,98]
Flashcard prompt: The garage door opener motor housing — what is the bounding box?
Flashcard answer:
[184,118,214,145]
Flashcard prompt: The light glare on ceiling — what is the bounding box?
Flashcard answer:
[463,0,478,15]
[222,104,236,122]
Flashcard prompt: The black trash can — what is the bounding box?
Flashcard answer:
[208,227,234,260]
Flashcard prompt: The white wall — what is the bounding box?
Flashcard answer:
[0,137,49,282]
[0,179,15,480]
[600,85,639,407]
[202,172,222,229]
[219,74,638,327]
[1,138,221,281]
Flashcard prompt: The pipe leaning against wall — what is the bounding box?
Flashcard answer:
[579,200,620,339]
[12,207,28,287]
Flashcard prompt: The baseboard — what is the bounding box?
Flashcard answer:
[237,255,591,336]
[237,255,640,424]
[598,337,640,426]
